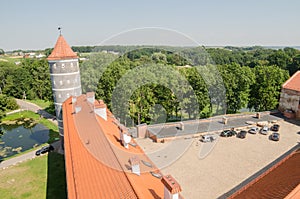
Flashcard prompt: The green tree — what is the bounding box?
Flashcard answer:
[219,64,255,113]
[248,65,289,111]
[267,50,291,70]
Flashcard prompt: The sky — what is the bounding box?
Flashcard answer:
[1,0,300,51]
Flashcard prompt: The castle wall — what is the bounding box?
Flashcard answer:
[278,88,300,119]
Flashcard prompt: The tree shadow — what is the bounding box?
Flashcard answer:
[46,152,67,199]
[272,112,300,127]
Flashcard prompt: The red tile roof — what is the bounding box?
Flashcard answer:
[231,149,300,199]
[282,71,300,92]
[63,94,165,199]
[47,35,78,60]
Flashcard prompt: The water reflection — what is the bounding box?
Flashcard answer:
[0,124,49,158]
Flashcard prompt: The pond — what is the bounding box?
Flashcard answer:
[0,123,49,159]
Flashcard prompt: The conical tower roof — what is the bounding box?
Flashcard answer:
[47,35,78,60]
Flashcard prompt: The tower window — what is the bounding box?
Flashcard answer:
[67,80,70,84]
[62,63,65,68]
[58,94,61,98]
[71,63,73,67]
[60,80,63,85]
[53,63,57,69]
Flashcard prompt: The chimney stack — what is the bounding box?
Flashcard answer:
[130,156,140,176]
[161,175,182,199]
[87,92,95,104]
[75,105,81,113]
[94,100,107,121]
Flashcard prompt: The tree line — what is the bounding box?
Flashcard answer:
[0,46,299,125]
[80,47,292,125]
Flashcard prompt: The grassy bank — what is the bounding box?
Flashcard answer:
[0,152,67,199]
[27,99,51,109]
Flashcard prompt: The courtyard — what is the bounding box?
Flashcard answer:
[136,116,300,199]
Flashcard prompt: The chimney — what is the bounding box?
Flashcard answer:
[94,100,107,121]
[122,133,131,149]
[161,175,182,199]
[72,96,77,104]
[130,156,140,176]
[86,92,95,104]
[75,105,81,113]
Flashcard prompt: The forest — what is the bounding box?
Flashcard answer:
[1,46,299,125]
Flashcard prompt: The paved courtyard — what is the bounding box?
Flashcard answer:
[136,115,300,199]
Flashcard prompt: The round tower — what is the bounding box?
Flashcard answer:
[47,34,82,147]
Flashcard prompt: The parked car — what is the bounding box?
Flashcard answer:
[248,127,259,134]
[201,134,217,142]
[270,132,280,141]
[237,130,247,139]
[260,126,269,135]
[271,124,280,132]
[220,130,237,137]
[35,145,54,156]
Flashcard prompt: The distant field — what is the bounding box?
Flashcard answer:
[0,152,66,199]
[0,56,23,64]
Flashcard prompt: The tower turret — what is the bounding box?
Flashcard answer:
[47,34,82,148]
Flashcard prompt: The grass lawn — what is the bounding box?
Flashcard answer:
[0,152,66,199]
[27,100,51,109]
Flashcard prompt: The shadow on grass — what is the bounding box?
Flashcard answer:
[46,152,67,199]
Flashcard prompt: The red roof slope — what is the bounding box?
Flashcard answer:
[231,149,300,199]
[282,71,300,92]
[63,95,164,199]
[47,35,78,60]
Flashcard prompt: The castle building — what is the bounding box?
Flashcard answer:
[47,34,82,147]
[279,71,300,119]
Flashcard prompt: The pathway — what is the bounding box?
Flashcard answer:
[15,99,58,125]
[0,140,61,169]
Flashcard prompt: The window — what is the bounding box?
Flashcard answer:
[62,63,65,68]
[67,80,70,84]
[58,94,61,98]
[59,80,63,85]
[70,62,73,67]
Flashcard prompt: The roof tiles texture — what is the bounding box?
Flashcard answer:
[47,35,78,60]
[63,95,164,199]
[283,71,300,92]
[232,149,300,199]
